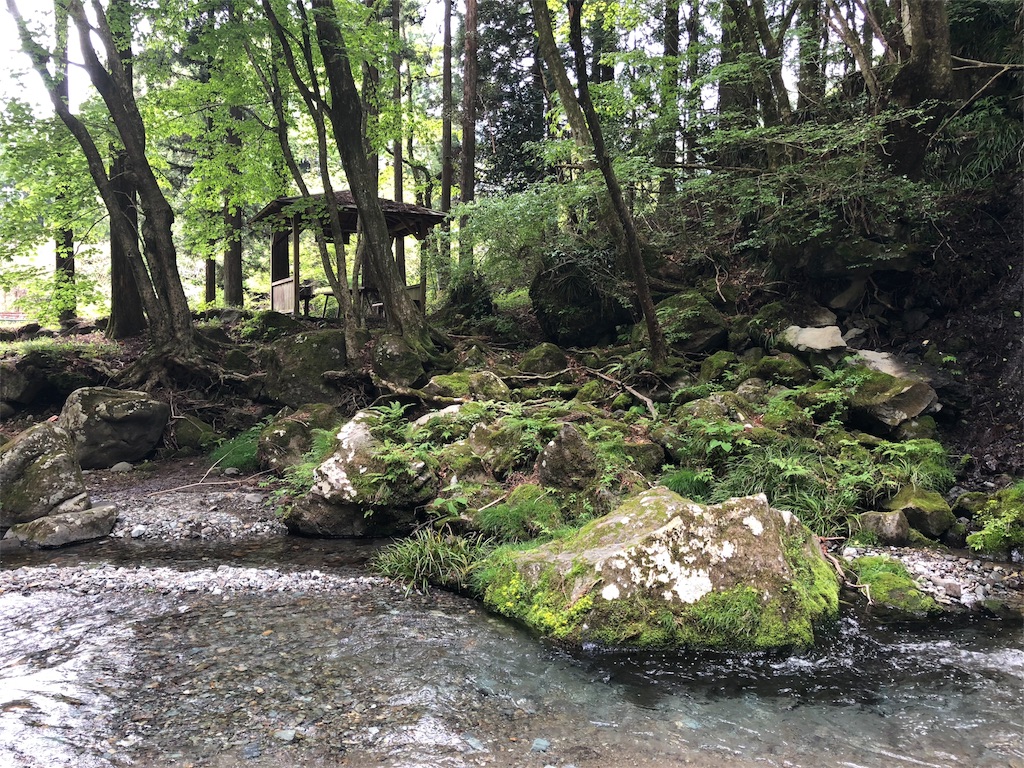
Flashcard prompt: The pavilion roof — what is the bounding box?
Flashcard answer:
[252,191,446,240]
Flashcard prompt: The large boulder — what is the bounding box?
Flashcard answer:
[259,330,349,408]
[283,409,437,536]
[3,504,117,549]
[777,325,847,357]
[479,489,839,650]
[520,343,568,374]
[258,403,342,472]
[853,510,910,546]
[848,367,939,431]
[639,292,727,354]
[884,487,955,539]
[537,423,598,490]
[0,421,91,529]
[372,333,425,388]
[58,387,170,469]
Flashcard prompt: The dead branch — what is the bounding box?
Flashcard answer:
[584,366,659,420]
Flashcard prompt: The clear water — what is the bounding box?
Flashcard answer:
[1,538,1021,768]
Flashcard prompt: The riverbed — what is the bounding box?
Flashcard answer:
[0,466,1021,767]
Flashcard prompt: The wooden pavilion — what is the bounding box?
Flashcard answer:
[251,191,446,316]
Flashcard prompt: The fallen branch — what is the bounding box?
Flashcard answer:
[145,471,273,497]
[584,366,659,420]
[369,374,468,406]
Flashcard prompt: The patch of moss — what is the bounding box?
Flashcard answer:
[848,555,940,620]
[475,483,562,542]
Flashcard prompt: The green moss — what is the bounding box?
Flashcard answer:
[475,483,562,542]
[848,555,940,620]
[752,353,811,386]
[476,550,593,639]
[575,380,607,402]
[209,426,262,471]
[699,350,738,383]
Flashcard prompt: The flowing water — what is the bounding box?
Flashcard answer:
[1,538,1021,768]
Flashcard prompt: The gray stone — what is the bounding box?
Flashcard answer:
[58,387,170,469]
[537,424,598,490]
[3,504,117,548]
[0,361,41,405]
[531,738,551,753]
[856,510,910,546]
[110,461,133,473]
[0,421,91,528]
[828,279,867,311]
[372,333,424,388]
[778,325,847,355]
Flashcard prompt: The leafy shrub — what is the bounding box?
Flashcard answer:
[967,482,1024,555]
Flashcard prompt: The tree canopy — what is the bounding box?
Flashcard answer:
[0,0,1019,367]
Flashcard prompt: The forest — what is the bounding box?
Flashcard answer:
[0,6,1023,762]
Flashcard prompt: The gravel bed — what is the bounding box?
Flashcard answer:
[842,545,1024,616]
[0,563,384,598]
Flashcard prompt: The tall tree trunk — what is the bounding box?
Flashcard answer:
[459,0,478,269]
[797,0,825,115]
[392,0,406,282]
[256,0,359,351]
[310,0,434,355]
[565,0,666,365]
[683,0,700,166]
[657,0,680,201]
[54,5,75,326]
[222,106,244,306]
[438,0,454,290]
[104,10,146,340]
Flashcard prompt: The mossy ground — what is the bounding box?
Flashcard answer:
[848,555,940,620]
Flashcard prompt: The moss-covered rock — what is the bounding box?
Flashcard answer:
[0,422,90,529]
[423,371,511,401]
[699,351,738,383]
[520,343,568,374]
[537,423,598,490]
[257,403,341,472]
[884,487,955,539]
[477,489,839,650]
[472,483,563,542]
[638,292,727,355]
[260,330,349,408]
[173,415,220,452]
[285,409,438,537]
[239,310,302,342]
[847,555,940,621]
[848,367,939,431]
[372,333,425,388]
[752,353,812,386]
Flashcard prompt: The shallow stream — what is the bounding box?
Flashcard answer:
[1,537,1021,768]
